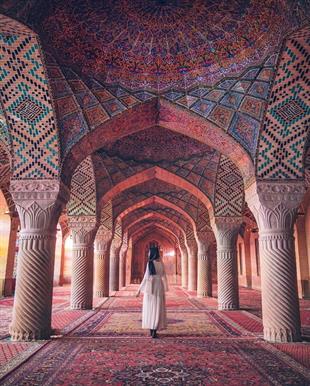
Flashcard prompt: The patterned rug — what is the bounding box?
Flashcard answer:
[1,285,310,385]
[1,338,309,386]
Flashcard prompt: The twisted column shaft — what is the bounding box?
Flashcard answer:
[197,232,213,298]
[70,217,97,309]
[9,180,66,341]
[186,238,198,291]
[246,181,305,342]
[109,237,122,292]
[119,246,128,288]
[94,231,112,297]
[4,215,19,296]
[180,247,188,289]
[213,218,240,310]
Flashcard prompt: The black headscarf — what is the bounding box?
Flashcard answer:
[148,246,160,275]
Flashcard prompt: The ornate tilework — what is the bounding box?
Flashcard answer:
[100,201,113,231]
[0,16,59,178]
[229,113,260,159]
[214,156,244,217]
[257,27,310,179]
[67,156,96,216]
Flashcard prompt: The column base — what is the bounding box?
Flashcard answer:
[218,302,239,310]
[9,326,51,341]
[197,292,212,298]
[71,302,92,310]
[95,290,108,297]
[264,327,301,343]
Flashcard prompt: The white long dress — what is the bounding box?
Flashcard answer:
[138,260,169,330]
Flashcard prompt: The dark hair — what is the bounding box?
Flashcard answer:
[148,246,160,275]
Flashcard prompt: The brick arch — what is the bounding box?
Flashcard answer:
[117,196,197,233]
[128,221,181,243]
[256,26,310,180]
[125,212,186,238]
[0,14,60,179]
[67,156,97,216]
[123,208,191,240]
[60,97,254,185]
[101,166,213,216]
[131,224,179,246]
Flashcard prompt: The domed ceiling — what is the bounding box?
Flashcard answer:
[1,0,306,92]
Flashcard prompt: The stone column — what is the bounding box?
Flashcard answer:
[69,217,97,309]
[246,181,305,342]
[186,237,198,291]
[58,237,66,286]
[4,214,19,296]
[212,217,241,310]
[119,244,128,289]
[94,228,112,297]
[178,235,188,289]
[9,180,67,341]
[196,231,214,298]
[109,236,122,292]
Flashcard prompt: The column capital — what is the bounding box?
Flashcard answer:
[10,179,70,208]
[211,217,241,249]
[196,231,214,249]
[69,216,97,244]
[246,180,306,232]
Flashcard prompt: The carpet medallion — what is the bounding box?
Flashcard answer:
[1,338,309,386]
[1,286,310,385]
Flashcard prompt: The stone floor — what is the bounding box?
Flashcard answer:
[0,285,309,385]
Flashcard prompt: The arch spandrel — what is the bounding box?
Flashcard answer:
[67,156,96,217]
[257,26,310,180]
[0,14,60,179]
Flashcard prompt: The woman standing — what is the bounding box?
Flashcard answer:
[136,244,168,338]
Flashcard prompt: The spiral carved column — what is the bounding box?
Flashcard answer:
[70,217,97,310]
[246,181,306,342]
[94,229,112,297]
[213,218,240,310]
[179,236,188,289]
[186,238,198,291]
[9,180,66,341]
[119,246,128,289]
[109,237,122,292]
[4,214,19,296]
[197,232,213,298]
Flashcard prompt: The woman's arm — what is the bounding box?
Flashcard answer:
[136,265,150,296]
[161,262,169,292]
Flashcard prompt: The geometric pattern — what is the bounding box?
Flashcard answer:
[257,26,310,179]
[214,156,244,217]
[228,113,260,158]
[95,142,219,203]
[0,15,59,178]
[111,179,210,231]
[99,200,113,231]
[67,156,96,216]
[43,50,277,167]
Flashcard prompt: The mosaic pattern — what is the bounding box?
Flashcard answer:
[67,156,96,216]
[0,106,11,151]
[0,15,59,178]
[96,138,219,202]
[112,179,210,228]
[99,200,113,230]
[123,205,191,234]
[128,219,182,240]
[257,26,310,179]
[214,156,244,217]
[38,0,295,92]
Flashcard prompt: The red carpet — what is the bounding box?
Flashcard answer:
[0,285,310,385]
